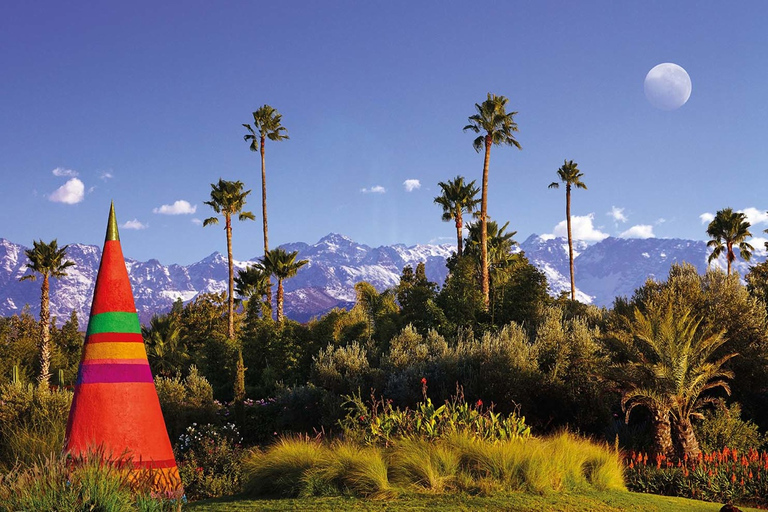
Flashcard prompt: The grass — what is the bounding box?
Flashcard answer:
[186,489,764,511]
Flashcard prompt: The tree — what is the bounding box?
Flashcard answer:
[18,239,74,386]
[142,314,189,378]
[548,160,587,301]
[706,208,753,275]
[612,302,735,459]
[203,179,256,338]
[235,263,272,318]
[260,248,308,323]
[243,104,289,305]
[433,176,480,256]
[396,262,443,333]
[463,93,521,309]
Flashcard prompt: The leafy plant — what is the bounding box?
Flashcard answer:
[175,423,244,500]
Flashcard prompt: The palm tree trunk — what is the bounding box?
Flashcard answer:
[566,184,575,301]
[455,210,463,257]
[480,136,492,310]
[674,416,701,460]
[226,215,235,339]
[38,274,51,387]
[727,242,733,276]
[260,136,273,310]
[276,279,284,324]
[652,408,675,458]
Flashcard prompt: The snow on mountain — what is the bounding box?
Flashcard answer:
[1,233,762,327]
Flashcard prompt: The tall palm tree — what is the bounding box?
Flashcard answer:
[243,105,289,266]
[464,93,521,309]
[260,248,308,323]
[548,160,587,301]
[433,175,480,256]
[19,239,75,386]
[615,303,735,459]
[706,208,753,276]
[203,179,256,338]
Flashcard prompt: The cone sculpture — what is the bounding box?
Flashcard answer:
[64,203,182,494]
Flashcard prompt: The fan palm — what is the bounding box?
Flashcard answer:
[142,314,188,378]
[260,248,308,323]
[615,303,735,459]
[433,176,480,256]
[19,239,75,386]
[706,208,753,275]
[203,179,256,338]
[235,263,272,317]
[243,105,289,258]
[548,160,587,301]
[464,93,521,309]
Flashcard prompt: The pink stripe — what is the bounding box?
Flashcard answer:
[77,363,153,384]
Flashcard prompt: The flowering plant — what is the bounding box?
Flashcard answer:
[175,423,243,501]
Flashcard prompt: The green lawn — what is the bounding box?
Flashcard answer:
[187,490,759,511]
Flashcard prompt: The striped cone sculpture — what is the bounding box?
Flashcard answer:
[64,203,182,494]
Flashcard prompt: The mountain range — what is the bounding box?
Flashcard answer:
[1,233,762,328]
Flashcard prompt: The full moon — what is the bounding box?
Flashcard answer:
[644,63,692,110]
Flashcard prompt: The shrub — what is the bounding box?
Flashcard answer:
[694,402,766,453]
[156,366,219,442]
[310,341,383,395]
[0,383,72,470]
[175,423,244,501]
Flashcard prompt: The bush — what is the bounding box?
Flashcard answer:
[0,383,72,470]
[0,452,182,511]
[694,402,766,453]
[155,366,219,442]
[310,341,383,396]
[175,422,244,501]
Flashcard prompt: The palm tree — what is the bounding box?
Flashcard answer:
[235,263,272,317]
[615,303,735,459]
[433,176,480,256]
[548,160,587,301]
[464,93,521,309]
[203,179,256,338]
[142,314,188,378]
[243,105,289,267]
[19,239,75,386]
[260,248,308,323]
[706,208,753,275]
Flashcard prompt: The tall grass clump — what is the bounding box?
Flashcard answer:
[316,441,392,498]
[241,436,329,497]
[389,438,460,492]
[0,452,182,512]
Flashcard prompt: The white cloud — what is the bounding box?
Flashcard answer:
[49,178,85,204]
[52,167,78,178]
[700,212,715,224]
[153,200,197,215]
[655,218,666,225]
[361,185,386,194]
[620,224,655,239]
[552,213,609,242]
[608,206,628,223]
[739,207,768,226]
[403,179,421,192]
[99,171,113,181]
[122,219,148,230]
[191,218,203,226]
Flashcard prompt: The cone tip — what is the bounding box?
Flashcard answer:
[106,202,120,241]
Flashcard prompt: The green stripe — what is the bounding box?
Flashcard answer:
[86,312,141,335]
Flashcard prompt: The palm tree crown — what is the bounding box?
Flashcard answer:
[549,160,587,301]
[434,176,480,257]
[19,239,75,386]
[706,207,753,276]
[203,179,256,338]
[463,92,521,309]
[261,248,308,323]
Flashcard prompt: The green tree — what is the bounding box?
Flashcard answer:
[142,314,189,378]
[235,263,272,319]
[463,93,521,309]
[548,160,587,301]
[433,176,480,257]
[746,260,768,308]
[706,207,753,275]
[203,179,256,339]
[243,104,289,306]
[611,302,735,459]
[260,248,308,323]
[396,262,443,333]
[18,239,75,386]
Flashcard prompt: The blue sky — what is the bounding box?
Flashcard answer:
[2,1,767,264]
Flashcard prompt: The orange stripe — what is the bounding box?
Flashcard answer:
[81,358,147,365]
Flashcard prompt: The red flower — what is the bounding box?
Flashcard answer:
[476,399,483,408]
[421,377,427,385]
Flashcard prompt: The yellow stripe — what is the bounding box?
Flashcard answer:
[83,342,148,360]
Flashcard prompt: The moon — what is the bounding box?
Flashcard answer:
[644,63,692,110]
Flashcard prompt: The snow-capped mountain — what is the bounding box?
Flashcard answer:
[0,233,762,327]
